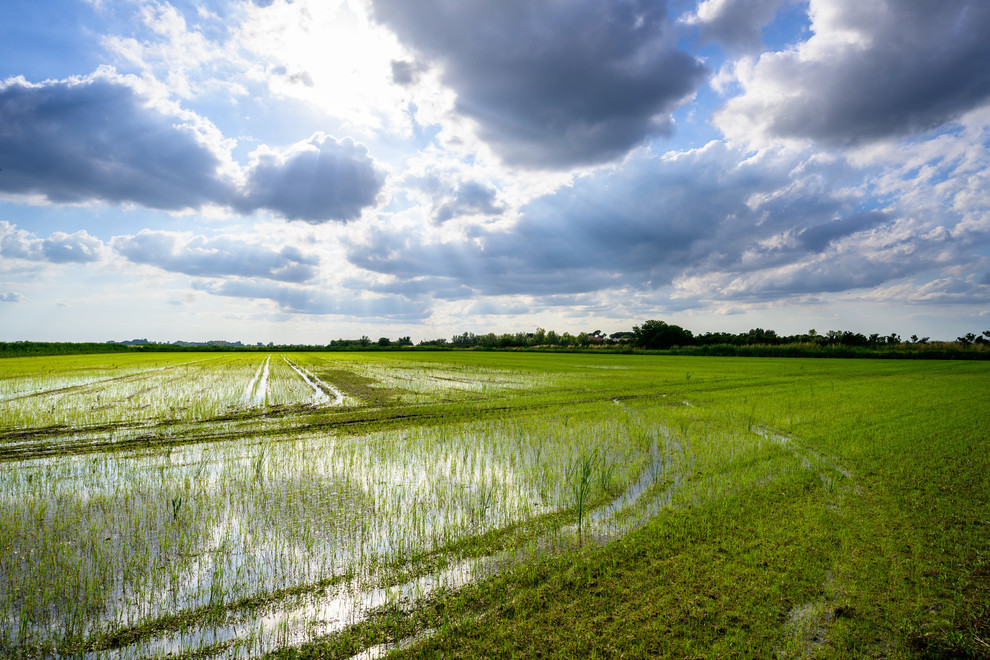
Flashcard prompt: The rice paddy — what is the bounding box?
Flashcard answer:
[1,352,987,658]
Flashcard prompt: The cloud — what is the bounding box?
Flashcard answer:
[716,0,990,146]
[674,218,981,302]
[390,60,423,86]
[0,221,106,264]
[0,70,234,210]
[406,174,505,223]
[682,0,791,53]
[859,276,990,306]
[349,142,801,296]
[796,211,889,252]
[238,134,386,223]
[193,279,430,319]
[113,230,320,282]
[0,292,25,303]
[435,181,504,223]
[349,140,985,306]
[0,72,384,222]
[370,0,707,168]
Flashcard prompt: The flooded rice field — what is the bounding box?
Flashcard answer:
[0,352,847,658]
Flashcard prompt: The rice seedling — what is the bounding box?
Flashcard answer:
[0,351,985,658]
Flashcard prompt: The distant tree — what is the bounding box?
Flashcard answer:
[377,337,391,347]
[396,336,413,346]
[742,328,780,345]
[632,320,693,349]
[958,332,977,347]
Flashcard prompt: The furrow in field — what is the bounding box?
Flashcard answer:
[282,356,344,406]
[241,355,271,406]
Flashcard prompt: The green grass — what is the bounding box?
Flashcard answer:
[0,352,987,658]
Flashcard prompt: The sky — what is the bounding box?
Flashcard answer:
[1,0,989,343]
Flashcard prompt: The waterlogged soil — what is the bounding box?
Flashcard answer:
[2,353,987,659]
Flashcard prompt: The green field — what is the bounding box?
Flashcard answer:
[1,352,987,658]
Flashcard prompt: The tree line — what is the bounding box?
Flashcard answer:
[413,322,990,352]
[3,323,989,358]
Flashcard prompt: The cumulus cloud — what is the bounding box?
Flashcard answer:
[193,279,430,319]
[795,211,889,252]
[349,143,803,296]
[113,230,320,282]
[370,0,707,168]
[716,0,990,146]
[675,217,981,303]
[0,72,384,222]
[434,181,505,223]
[390,60,424,86]
[350,140,983,307]
[682,0,791,53]
[0,70,234,210]
[859,276,990,306]
[238,134,385,223]
[0,292,25,303]
[0,221,106,264]
[405,173,505,223]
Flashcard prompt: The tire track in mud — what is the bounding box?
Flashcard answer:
[282,356,344,406]
[0,392,674,463]
[241,355,271,406]
[748,426,857,656]
[752,425,856,495]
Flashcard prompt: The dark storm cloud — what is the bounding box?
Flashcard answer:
[719,0,990,144]
[1,221,105,264]
[684,0,790,53]
[370,0,707,168]
[238,134,386,223]
[114,230,320,283]
[0,73,233,210]
[193,279,429,319]
[0,73,384,222]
